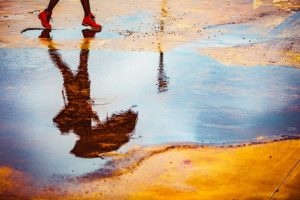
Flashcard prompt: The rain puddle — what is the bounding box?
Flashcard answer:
[1,19,300,180]
[21,27,123,40]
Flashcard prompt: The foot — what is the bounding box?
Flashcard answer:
[38,10,52,29]
[82,13,102,29]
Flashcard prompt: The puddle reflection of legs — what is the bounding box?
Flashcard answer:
[41,30,138,158]
[49,41,96,136]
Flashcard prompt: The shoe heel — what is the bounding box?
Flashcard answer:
[82,23,88,27]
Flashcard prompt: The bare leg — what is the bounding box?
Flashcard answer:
[80,0,91,16]
[46,0,60,12]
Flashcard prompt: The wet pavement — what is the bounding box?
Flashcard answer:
[1,22,300,179]
[0,0,300,191]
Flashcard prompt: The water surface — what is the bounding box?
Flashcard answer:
[1,28,300,178]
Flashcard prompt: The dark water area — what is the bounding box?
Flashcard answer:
[1,28,300,178]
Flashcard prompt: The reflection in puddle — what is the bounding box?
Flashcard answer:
[1,41,300,178]
[157,0,169,93]
[1,11,300,179]
[42,29,138,158]
[157,52,168,93]
[21,27,123,40]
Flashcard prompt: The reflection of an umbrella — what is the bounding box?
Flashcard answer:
[157,0,169,93]
[39,29,138,158]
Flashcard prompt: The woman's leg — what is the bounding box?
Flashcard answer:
[39,0,60,29]
[46,0,60,12]
[81,0,101,29]
[80,0,91,16]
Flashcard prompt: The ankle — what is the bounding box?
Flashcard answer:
[45,9,52,13]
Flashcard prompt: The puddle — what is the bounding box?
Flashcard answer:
[269,12,300,36]
[21,27,123,40]
[196,24,268,48]
[1,33,300,179]
[1,8,300,180]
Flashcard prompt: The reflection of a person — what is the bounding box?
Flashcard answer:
[157,0,169,93]
[39,29,138,158]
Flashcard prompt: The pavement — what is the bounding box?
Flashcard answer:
[0,0,300,199]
